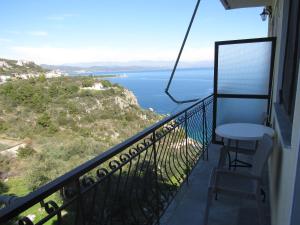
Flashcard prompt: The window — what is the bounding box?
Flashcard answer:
[281,0,300,120]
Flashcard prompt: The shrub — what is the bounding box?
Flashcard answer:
[63,84,79,96]
[37,113,51,128]
[38,74,47,82]
[0,120,8,131]
[31,93,47,112]
[82,114,96,123]
[17,145,36,158]
[124,111,137,122]
[49,84,59,98]
[79,128,91,137]
[0,82,14,96]
[82,78,94,87]
[0,79,49,111]
[79,90,94,97]
[0,155,11,177]
[48,124,59,134]
[101,80,112,88]
[27,166,52,191]
[0,180,9,194]
[67,102,79,114]
[57,111,69,126]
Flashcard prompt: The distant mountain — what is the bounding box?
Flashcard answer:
[63,60,174,68]
[41,60,213,75]
[63,60,213,69]
[40,64,167,75]
[40,64,83,74]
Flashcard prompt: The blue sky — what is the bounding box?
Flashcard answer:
[0,0,268,65]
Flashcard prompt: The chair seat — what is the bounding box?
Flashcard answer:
[209,169,258,197]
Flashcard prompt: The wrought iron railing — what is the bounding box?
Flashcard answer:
[0,94,213,225]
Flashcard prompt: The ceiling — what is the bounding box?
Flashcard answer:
[220,0,273,9]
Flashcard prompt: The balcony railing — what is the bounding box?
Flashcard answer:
[0,94,213,225]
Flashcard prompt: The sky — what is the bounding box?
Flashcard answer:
[0,0,268,65]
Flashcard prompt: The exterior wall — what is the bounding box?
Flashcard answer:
[268,0,300,225]
[290,68,300,225]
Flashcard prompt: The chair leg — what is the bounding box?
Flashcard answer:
[256,192,265,225]
[217,148,227,168]
[203,187,214,225]
[227,151,231,170]
[261,188,266,202]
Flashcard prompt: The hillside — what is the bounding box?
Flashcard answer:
[0,58,47,76]
[0,76,162,193]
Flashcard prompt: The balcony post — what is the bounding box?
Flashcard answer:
[184,111,190,184]
[203,101,208,160]
[152,130,160,225]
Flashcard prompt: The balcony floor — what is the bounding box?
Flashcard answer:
[161,144,271,225]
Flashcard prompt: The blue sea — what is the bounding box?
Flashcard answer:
[93,68,214,114]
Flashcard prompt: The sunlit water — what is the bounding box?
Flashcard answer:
[93,68,214,114]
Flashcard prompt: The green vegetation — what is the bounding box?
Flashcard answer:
[17,145,36,158]
[0,177,62,225]
[0,58,47,76]
[0,77,162,196]
[0,143,9,151]
[81,77,95,87]
[0,75,163,224]
[101,79,113,88]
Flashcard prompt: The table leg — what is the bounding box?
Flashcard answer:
[228,139,232,169]
[229,139,252,169]
[227,151,231,170]
[234,140,239,170]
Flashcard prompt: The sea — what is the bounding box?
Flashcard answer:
[88,68,214,115]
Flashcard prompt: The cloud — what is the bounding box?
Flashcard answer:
[9,46,214,65]
[27,31,48,36]
[47,14,76,21]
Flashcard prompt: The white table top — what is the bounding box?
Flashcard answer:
[215,123,274,141]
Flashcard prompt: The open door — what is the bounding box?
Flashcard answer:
[212,37,276,142]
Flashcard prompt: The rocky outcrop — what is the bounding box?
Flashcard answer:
[0,143,27,158]
[0,61,10,68]
[123,89,139,106]
[114,89,139,110]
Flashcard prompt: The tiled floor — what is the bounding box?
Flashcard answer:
[160,144,270,225]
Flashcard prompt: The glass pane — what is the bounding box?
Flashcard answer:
[218,41,272,95]
[216,98,268,125]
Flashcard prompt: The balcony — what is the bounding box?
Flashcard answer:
[0,95,214,225]
[0,95,271,225]
[0,37,276,225]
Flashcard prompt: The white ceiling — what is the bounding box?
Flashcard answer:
[220,0,273,9]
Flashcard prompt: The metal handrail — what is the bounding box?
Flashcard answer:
[0,94,213,223]
[165,0,202,104]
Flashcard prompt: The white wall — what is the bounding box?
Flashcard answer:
[289,67,300,225]
[268,0,300,225]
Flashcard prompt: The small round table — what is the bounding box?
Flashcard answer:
[216,123,274,168]
[216,123,274,141]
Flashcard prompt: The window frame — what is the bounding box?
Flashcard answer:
[280,0,300,121]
